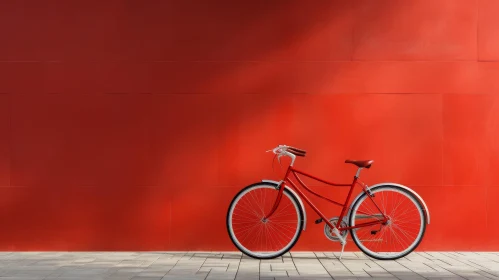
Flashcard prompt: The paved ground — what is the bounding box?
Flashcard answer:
[0,252,498,280]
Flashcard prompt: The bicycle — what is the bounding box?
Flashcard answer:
[226,145,430,260]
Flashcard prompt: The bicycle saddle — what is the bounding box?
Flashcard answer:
[345,159,374,168]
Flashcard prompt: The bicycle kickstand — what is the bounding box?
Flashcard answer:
[332,227,347,260]
[339,241,346,260]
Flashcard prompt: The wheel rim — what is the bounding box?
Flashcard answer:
[228,185,301,258]
[351,187,425,259]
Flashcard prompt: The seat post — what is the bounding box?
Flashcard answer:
[355,167,363,179]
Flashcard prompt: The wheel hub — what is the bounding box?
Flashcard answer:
[384,216,392,226]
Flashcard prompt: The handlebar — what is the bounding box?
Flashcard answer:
[267,145,306,166]
[268,145,307,156]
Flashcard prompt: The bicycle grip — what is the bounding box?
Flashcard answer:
[288,147,306,157]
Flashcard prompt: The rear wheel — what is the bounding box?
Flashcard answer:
[349,185,426,260]
[227,182,303,259]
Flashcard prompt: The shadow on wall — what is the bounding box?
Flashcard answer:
[0,0,394,250]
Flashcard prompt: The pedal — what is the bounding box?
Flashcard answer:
[315,218,323,224]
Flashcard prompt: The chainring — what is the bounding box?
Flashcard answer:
[324,217,348,242]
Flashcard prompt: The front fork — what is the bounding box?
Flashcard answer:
[263,180,285,222]
[264,167,293,221]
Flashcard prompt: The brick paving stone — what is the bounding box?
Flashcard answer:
[0,252,497,279]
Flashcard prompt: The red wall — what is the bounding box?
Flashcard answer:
[0,0,499,251]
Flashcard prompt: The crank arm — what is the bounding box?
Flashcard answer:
[331,228,346,245]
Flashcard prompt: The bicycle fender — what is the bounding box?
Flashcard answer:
[262,180,307,230]
[348,183,430,224]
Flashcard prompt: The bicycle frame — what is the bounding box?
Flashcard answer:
[264,166,389,232]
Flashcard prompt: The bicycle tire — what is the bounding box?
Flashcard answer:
[349,185,427,260]
[226,182,304,259]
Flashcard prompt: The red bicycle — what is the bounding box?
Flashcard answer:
[227,145,430,260]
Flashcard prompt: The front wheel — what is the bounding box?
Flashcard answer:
[226,182,304,259]
[349,185,426,260]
